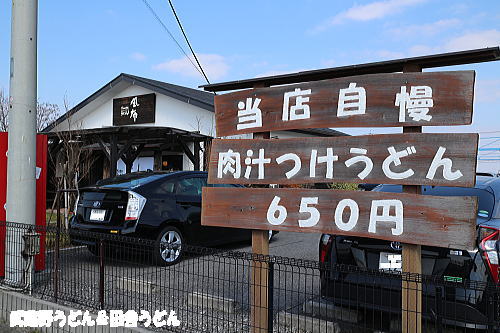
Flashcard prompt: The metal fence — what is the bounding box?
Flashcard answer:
[0,221,499,332]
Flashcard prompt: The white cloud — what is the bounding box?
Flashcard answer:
[130,52,146,61]
[443,30,500,52]
[475,79,500,103]
[313,0,427,32]
[408,29,500,56]
[153,53,229,80]
[390,19,461,37]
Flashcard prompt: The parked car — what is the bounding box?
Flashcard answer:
[319,175,500,328]
[69,171,277,265]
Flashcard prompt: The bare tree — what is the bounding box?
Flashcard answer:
[0,89,9,132]
[48,97,97,227]
[37,101,60,132]
[0,88,61,132]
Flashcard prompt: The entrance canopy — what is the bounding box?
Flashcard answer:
[45,126,209,178]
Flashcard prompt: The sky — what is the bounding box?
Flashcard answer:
[0,0,499,173]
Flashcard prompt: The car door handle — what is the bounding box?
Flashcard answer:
[177,202,191,208]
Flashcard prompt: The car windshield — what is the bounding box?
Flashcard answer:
[98,174,166,189]
[374,185,496,220]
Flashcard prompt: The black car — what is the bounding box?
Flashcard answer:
[319,176,500,328]
[70,171,276,265]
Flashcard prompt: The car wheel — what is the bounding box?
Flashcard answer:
[155,226,184,266]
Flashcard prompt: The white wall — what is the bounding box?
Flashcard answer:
[155,93,215,137]
[52,84,216,137]
[116,157,154,175]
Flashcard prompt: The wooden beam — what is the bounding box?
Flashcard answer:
[251,131,270,333]
[178,136,196,166]
[121,143,145,173]
[402,63,422,333]
[117,137,136,160]
[95,136,111,161]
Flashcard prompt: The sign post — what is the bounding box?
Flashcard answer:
[250,83,270,333]
[402,63,423,333]
[202,64,479,333]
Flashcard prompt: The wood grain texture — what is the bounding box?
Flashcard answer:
[214,71,475,136]
[202,187,478,250]
[401,63,422,333]
[208,133,478,187]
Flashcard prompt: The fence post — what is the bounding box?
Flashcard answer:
[487,295,494,333]
[54,191,60,303]
[99,238,105,310]
[435,287,442,333]
[267,261,274,333]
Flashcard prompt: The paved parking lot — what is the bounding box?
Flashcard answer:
[220,231,321,261]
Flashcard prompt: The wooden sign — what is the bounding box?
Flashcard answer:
[208,133,478,187]
[214,71,475,136]
[113,93,156,126]
[202,187,478,250]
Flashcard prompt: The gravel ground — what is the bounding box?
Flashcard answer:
[26,232,327,332]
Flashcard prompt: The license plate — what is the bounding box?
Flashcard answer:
[379,252,402,272]
[90,209,106,221]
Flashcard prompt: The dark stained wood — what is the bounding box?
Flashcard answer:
[202,187,478,250]
[208,133,478,187]
[250,82,271,333]
[214,71,475,136]
[401,64,422,333]
[113,93,156,126]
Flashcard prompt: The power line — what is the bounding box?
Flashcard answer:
[140,0,204,78]
[167,0,211,85]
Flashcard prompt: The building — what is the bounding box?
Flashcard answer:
[44,73,346,188]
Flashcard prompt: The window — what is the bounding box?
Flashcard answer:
[210,183,239,188]
[152,179,176,195]
[175,177,207,196]
[100,174,166,189]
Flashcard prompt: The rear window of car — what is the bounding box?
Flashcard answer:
[99,174,166,189]
[374,185,495,220]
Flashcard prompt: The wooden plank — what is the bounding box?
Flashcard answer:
[208,133,478,187]
[214,71,475,136]
[201,187,478,250]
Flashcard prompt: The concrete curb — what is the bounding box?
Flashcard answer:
[302,299,361,324]
[187,292,240,314]
[276,311,341,333]
[0,290,152,333]
[116,277,158,294]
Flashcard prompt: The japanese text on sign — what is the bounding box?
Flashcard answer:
[213,71,474,136]
[208,133,478,187]
[201,187,478,250]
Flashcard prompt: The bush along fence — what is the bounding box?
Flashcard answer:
[0,221,499,332]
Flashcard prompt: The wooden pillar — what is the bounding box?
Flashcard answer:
[154,150,162,171]
[193,140,200,171]
[125,160,133,174]
[251,81,270,333]
[202,139,211,172]
[402,63,422,333]
[109,135,118,178]
[102,157,110,179]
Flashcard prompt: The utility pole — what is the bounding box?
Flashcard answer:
[5,0,38,286]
